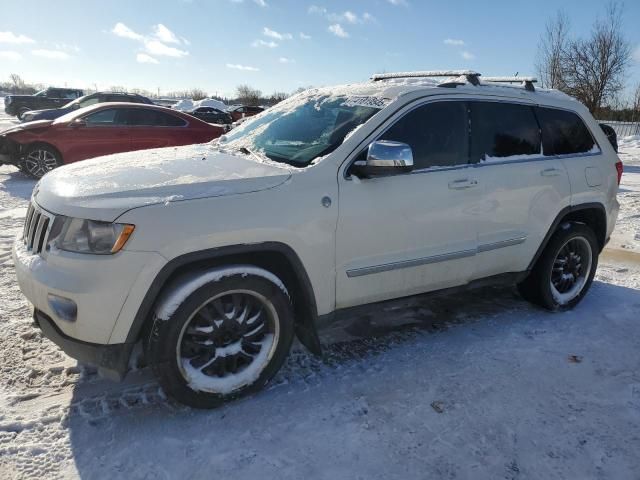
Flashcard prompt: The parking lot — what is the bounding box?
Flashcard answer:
[1,97,640,478]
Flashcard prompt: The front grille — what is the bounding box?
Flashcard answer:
[23,202,54,255]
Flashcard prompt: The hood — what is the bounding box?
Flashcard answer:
[35,144,292,222]
[2,119,53,135]
[22,107,70,122]
[4,95,33,100]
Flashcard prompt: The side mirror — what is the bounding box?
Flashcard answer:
[71,118,86,128]
[351,140,414,178]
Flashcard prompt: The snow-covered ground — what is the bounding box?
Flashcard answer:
[608,135,640,254]
[1,107,640,478]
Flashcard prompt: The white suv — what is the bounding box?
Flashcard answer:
[13,71,622,408]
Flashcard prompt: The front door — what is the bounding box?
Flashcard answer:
[62,108,132,163]
[335,100,482,309]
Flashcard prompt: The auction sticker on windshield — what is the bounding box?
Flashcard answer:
[341,96,390,109]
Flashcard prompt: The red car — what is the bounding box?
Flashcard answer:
[0,103,224,178]
[228,105,264,123]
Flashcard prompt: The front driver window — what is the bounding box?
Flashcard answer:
[84,109,119,125]
[380,101,469,169]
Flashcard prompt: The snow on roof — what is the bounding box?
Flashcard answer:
[173,98,228,112]
[318,73,582,111]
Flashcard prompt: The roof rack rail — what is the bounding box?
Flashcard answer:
[371,70,481,86]
[482,76,537,92]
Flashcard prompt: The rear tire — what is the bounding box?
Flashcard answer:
[518,223,599,311]
[147,269,294,409]
[22,144,63,178]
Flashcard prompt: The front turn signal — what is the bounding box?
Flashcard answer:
[111,225,135,253]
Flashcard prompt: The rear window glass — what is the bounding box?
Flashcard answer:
[535,107,596,155]
[470,102,541,161]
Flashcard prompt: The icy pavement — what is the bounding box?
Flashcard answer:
[0,119,640,478]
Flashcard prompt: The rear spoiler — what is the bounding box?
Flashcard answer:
[599,123,618,153]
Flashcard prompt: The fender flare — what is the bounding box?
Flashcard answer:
[527,202,607,271]
[124,242,322,355]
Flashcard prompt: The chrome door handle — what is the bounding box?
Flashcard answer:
[448,179,478,190]
[540,168,561,177]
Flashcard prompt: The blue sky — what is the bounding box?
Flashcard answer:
[1,0,639,99]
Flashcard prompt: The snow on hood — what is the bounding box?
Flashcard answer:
[173,98,228,112]
[34,144,291,222]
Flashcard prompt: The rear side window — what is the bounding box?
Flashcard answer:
[380,101,469,169]
[125,108,187,126]
[470,102,541,162]
[536,107,596,155]
[59,90,80,99]
[78,96,100,108]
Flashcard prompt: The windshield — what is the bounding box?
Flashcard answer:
[219,93,382,167]
[62,97,81,109]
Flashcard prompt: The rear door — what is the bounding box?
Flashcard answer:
[49,89,77,108]
[195,107,215,123]
[62,107,132,162]
[471,101,571,279]
[126,108,190,151]
[535,107,605,207]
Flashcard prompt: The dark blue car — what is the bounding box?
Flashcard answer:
[20,92,154,122]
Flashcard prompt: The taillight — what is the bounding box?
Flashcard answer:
[615,161,623,185]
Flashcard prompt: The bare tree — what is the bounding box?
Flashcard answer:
[562,2,631,113]
[8,73,26,91]
[536,11,570,89]
[235,84,262,106]
[189,88,207,101]
[268,91,289,104]
[633,82,640,112]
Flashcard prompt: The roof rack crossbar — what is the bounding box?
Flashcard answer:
[371,70,481,86]
[482,76,537,92]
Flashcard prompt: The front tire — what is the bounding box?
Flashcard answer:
[22,144,62,178]
[17,107,31,120]
[518,223,599,311]
[147,269,294,408]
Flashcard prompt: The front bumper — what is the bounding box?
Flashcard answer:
[13,226,167,378]
[34,309,133,380]
[0,136,21,165]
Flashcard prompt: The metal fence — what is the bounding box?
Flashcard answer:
[597,120,640,139]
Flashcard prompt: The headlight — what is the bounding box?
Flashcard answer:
[49,217,135,254]
[5,97,12,105]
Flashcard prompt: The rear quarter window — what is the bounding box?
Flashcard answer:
[535,107,596,155]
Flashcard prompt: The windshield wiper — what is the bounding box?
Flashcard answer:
[238,146,265,163]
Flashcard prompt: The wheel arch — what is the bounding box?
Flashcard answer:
[127,242,322,355]
[528,203,607,271]
[24,141,64,161]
